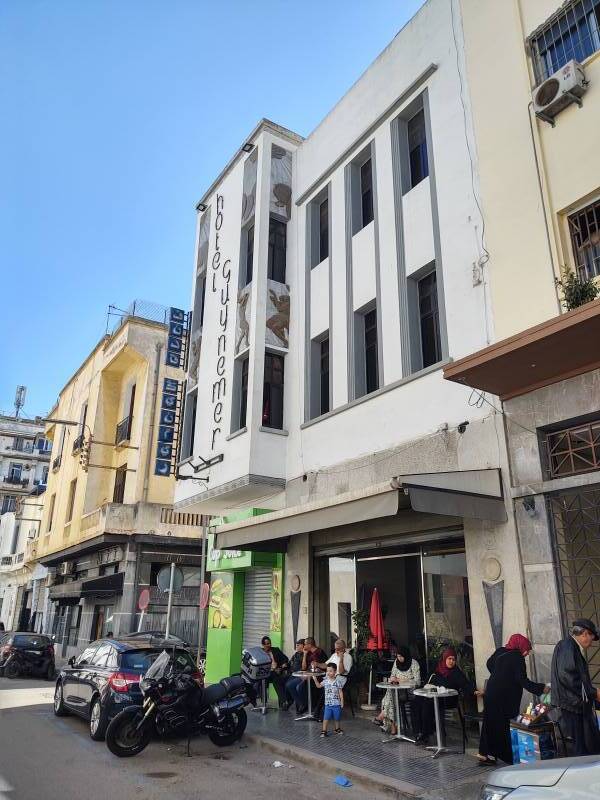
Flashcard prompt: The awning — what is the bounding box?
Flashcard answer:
[214,469,507,551]
[394,469,507,524]
[214,483,399,552]
[80,571,125,598]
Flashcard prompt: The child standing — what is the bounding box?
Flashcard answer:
[313,662,344,737]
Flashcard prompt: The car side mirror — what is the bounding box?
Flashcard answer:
[68,656,76,667]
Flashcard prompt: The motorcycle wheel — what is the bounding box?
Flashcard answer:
[105,708,153,758]
[4,661,20,679]
[208,708,247,747]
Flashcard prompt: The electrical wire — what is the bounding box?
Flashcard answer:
[466,388,538,436]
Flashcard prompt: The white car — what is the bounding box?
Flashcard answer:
[481,756,600,799]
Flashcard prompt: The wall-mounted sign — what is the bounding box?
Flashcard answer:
[210,193,231,452]
[165,307,190,368]
[154,377,183,476]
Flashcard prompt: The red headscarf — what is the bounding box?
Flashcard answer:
[505,633,532,656]
[436,648,457,678]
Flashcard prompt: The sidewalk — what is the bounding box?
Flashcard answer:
[246,707,490,798]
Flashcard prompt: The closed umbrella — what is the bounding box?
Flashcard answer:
[364,587,384,708]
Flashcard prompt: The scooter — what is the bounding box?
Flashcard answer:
[105,649,256,757]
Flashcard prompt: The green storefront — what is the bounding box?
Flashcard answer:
[204,511,283,685]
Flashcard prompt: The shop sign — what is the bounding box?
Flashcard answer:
[165,307,190,368]
[208,572,233,630]
[206,534,249,571]
[154,377,183,476]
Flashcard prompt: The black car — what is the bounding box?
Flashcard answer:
[53,637,201,741]
[0,631,55,679]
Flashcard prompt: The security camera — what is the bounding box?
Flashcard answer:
[457,421,469,434]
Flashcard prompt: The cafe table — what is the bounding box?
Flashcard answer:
[376,680,417,743]
[412,686,458,758]
[292,670,325,721]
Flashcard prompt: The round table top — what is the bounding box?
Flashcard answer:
[292,670,325,678]
[413,687,458,698]
[376,680,417,690]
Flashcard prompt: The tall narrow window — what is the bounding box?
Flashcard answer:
[360,159,374,228]
[364,309,379,394]
[320,338,330,415]
[194,274,207,327]
[180,389,197,461]
[418,271,441,368]
[239,357,249,429]
[407,109,429,189]
[319,198,329,262]
[66,479,77,523]
[262,353,284,429]
[268,217,287,283]
[47,494,55,532]
[128,384,136,437]
[113,464,127,504]
[245,224,254,285]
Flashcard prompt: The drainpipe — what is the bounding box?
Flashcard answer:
[142,341,163,503]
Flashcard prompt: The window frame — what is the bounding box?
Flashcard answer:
[417,269,442,370]
[267,216,287,284]
[360,158,374,229]
[568,197,600,281]
[262,351,285,430]
[66,479,77,524]
[407,108,429,189]
[319,197,329,263]
[113,463,127,504]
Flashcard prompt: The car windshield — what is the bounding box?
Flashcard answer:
[13,635,47,647]
[123,648,195,676]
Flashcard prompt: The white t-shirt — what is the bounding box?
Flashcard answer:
[327,651,353,684]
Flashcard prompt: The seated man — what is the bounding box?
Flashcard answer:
[315,639,352,687]
[284,637,326,713]
[261,635,288,708]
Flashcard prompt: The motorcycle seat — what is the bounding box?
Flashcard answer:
[202,683,228,704]
[220,675,246,693]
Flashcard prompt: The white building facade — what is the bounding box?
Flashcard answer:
[175,0,529,685]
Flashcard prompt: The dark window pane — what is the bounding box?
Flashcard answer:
[364,309,378,394]
[408,109,429,189]
[246,225,254,285]
[360,159,374,228]
[239,358,249,429]
[262,353,284,429]
[418,271,441,368]
[268,218,287,283]
[530,3,600,82]
[320,338,330,415]
[113,464,127,504]
[319,198,329,262]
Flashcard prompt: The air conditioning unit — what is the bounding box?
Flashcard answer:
[533,60,588,124]
[58,561,75,576]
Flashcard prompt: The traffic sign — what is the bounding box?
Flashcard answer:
[199,582,210,610]
[138,588,150,611]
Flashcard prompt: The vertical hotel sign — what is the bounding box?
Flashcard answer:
[154,307,188,477]
[210,194,231,452]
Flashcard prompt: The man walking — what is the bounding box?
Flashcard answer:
[551,618,600,756]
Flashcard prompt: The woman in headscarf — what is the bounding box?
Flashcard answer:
[413,648,483,744]
[374,645,421,734]
[477,634,547,766]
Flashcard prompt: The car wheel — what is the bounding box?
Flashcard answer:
[4,660,20,679]
[54,682,69,716]
[89,697,108,741]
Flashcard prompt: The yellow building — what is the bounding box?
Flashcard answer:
[35,303,203,660]
[461,0,600,338]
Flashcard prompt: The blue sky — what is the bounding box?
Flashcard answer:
[0,0,424,417]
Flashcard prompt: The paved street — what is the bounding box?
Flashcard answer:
[0,678,390,800]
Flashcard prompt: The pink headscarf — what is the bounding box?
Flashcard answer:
[436,647,457,678]
[505,633,532,656]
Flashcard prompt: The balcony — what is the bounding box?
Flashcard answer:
[2,475,28,488]
[0,552,25,572]
[52,455,62,472]
[115,416,131,446]
[79,502,202,542]
[72,434,85,454]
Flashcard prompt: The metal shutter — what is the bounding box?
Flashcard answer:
[242,569,272,651]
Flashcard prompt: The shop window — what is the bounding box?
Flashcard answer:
[568,197,600,280]
[407,108,429,189]
[113,463,127,504]
[541,414,600,479]
[267,217,287,283]
[262,352,284,430]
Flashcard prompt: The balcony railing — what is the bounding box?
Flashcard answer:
[2,475,28,487]
[115,416,131,445]
[72,433,85,454]
[52,455,62,472]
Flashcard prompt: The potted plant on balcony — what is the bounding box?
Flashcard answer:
[555,266,600,311]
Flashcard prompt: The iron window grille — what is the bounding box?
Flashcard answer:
[568,197,600,280]
[528,0,600,84]
[543,418,600,479]
[115,415,132,445]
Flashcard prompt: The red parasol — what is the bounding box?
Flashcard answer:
[367,587,385,650]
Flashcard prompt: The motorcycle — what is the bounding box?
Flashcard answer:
[105,649,256,757]
[1,637,55,680]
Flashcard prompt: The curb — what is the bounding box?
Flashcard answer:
[245,733,423,798]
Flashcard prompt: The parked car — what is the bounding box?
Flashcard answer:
[0,632,55,680]
[126,631,206,673]
[53,637,201,741]
[480,754,600,799]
